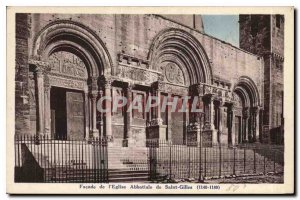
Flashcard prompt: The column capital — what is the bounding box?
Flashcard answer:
[90,76,98,91]
[90,91,98,99]
[30,59,51,75]
[203,93,215,103]
[151,81,165,92]
[189,83,205,96]
[100,77,113,89]
[243,107,250,118]
[251,106,261,113]
[127,82,134,91]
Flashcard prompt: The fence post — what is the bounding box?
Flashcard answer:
[219,145,222,177]
[188,147,190,178]
[204,147,207,178]
[263,153,266,175]
[273,149,276,173]
[169,141,172,179]
[198,143,203,182]
[244,148,246,173]
[253,148,256,174]
[233,147,236,176]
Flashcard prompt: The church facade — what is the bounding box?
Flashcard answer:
[15,14,284,147]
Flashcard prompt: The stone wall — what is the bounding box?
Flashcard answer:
[17,13,264,143]
[239,14,284,141]
[15,13,31,136]
[28,14,263,94]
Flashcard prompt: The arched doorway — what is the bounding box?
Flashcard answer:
[147,28,213,145]
[29,21,113,140]
[233,77,261,144]
[48,51,88,140]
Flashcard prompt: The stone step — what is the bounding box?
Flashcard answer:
[108,175,149,183]
[109,172,148,178]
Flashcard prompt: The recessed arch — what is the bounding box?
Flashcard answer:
[148,28,213,85]
[233,76,260,107]
[31,20,113,77]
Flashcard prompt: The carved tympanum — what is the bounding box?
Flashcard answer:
[49,51,88,79]
[164,63,184,85]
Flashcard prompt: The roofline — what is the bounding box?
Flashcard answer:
[154,14,263,60]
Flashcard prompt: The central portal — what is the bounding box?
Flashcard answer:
[50,87,85,140]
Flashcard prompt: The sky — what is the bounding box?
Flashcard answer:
[202,15,239,47]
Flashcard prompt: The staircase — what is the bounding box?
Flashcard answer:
[107,147,149,182]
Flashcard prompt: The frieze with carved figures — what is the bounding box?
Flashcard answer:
[48,51,88,79]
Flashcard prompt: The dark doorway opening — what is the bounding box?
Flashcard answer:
[51,87,67,139]
[50,87,85,140]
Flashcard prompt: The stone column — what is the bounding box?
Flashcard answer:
[219,101,229,146]
[84,89,89,140]
[90,91,99,138]
[34,67,45,137]
[124,83,133,147]
[243,107,249,143]
[227,103,236,146]
[147,81,167,141]
[202,94,217,147]
[252,106,260,143]
[103,78,113,142]
[90,77,99,138]
[44,73,51,137]
[187,85,202,146]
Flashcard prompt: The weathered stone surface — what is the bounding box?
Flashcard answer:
[15,13,283,146]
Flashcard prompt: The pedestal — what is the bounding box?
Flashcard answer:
[202,122,218,147]
[187,122,200,146]
[146,118,167,147]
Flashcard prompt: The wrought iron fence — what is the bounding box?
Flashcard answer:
[14,135,108,183]
[148,140,284,182]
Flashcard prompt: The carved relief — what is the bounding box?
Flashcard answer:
[49,75,85,90]
[28,73,36,107]
[164,84,188,96]
[48,51,88,79]
[117,65,160,84]
[164,63,185,85]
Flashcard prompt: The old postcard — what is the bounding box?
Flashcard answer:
[6,6,294,194]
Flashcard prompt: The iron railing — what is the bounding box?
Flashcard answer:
[14,135,108,183]
[148,140,284,182]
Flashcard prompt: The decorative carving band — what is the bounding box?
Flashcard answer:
[49,75,85,90]
[147,118,164,127]
[29,59,49,68]
[116,64,160,84]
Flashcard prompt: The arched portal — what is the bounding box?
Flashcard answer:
[233,76,261,143]
[148,28,213,85]
[29,21,112,140]
[147,28,213,144]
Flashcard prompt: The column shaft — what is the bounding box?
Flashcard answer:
[84,91,89,139]
[124,84,133,146]
[104,80,113,141]
[44,85,51,137]
[35,70,44,136]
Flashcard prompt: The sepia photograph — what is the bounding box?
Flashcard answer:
[6,6,294,194]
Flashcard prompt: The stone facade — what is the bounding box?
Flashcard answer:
[15,14,283,147]
[240,15,284,143]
